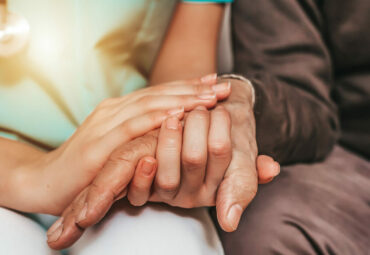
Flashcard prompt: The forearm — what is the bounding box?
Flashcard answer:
[0,137,46,212]
[150,3,224,84]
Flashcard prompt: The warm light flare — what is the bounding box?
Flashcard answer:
[0,11,30,57]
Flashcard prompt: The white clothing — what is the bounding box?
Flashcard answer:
[0,203,224,255]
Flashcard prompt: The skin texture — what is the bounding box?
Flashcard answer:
[149,78,280,231]
[214,78,261,231]
[46,3,279,250]
[0,77,230,215]
[0,2,280,252]
[150,4,223,83]
[149,104,233,207]
[47,78,280,250]
[148,3,280,231]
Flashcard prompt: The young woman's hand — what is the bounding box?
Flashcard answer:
[12,75,231,216]
[46,112,279,250]
[47,78,281,250]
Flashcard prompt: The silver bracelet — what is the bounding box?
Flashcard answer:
[218,74,255,105]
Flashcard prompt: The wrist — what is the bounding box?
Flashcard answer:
[217,76,257,151]
[7,152,54,214]
[217,76,254,108]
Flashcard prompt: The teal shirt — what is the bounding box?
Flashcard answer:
[0,0,232,149]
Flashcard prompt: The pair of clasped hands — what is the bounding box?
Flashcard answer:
[44,74,280,250]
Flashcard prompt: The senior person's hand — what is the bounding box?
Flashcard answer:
[132,77,278,232]
[131,105,235,207]
[39,77,226,215]
[213,77,265,232]
[47,76,280,250]
[45,74,231,250]
[129,104,279,209]
[47,125,278,250]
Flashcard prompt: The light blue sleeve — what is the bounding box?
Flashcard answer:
[182,0,233,3]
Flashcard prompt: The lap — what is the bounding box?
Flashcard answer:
[0,207,60,255]
[215,146,370,255]
[70,201,224,255]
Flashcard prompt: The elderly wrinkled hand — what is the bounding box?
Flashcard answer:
[45,74,232,250]
[129,77,280,232]
[47,76,280,250]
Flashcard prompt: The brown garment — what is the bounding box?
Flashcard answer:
[231,0,369,164]
[214,147,370,254]
[215,0,370,254]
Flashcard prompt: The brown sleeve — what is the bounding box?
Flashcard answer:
[231,0,339,164]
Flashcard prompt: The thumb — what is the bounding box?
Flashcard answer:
[47,133,159,250]
[215,152,258,232]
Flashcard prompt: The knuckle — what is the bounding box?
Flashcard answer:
[182,152,206,168]
[208,141,232,158]
[109,148,136,168]
[120,120,134,136]
[129,181,147,193]
[156,179,179,194]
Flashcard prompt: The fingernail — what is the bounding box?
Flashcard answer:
[200,73,217,83]
[198,92,216,100]
[142,158,156,176]
[168,107,184,116]
[76,203,88,223]
[212,82,231,93]
[47,217,64,237]
[227,204,243,231]
[166,116,179,130]
[47,224,63,243]
[47,218,64,243]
